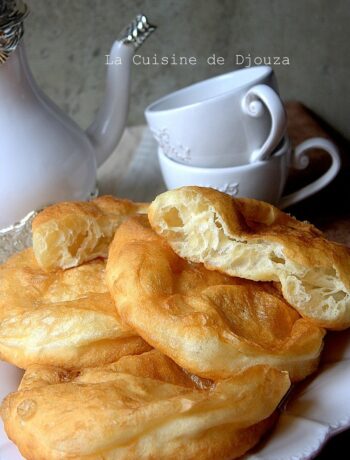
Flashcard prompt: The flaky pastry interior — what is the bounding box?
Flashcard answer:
[106,216,324,381]
[1,350,290,460]
[0,249,150,369]
[149,187,350,330]
[32,196,148,270]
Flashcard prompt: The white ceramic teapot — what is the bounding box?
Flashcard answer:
[0,1,156,229]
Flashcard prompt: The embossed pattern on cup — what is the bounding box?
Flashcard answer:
[151,128,191,163]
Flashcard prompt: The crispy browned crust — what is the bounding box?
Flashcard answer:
[1,350,289,460]
[32,196,148,230]
[106,216,324,381]
[0,248,150,369]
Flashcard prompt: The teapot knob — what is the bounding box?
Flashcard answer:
[118,14,157,49]
[0,0,29,64]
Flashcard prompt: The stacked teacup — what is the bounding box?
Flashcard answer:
[145,66,340,208]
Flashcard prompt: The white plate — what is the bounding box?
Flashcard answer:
[1,331,349,460]
[245,330,350,460]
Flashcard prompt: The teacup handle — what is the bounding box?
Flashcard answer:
[278,137,341,209]
[241,84,287,163]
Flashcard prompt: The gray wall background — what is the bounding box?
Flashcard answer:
[25,0,349,139]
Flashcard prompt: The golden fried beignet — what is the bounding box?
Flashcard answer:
[149,187,350,330]
[32,195,148,270]
[106,217,324,381]
[0,249,150,369]
[1,350,290,460]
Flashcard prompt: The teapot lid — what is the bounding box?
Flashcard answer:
[0,0,28,64]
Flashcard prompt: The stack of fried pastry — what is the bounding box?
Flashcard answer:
[1,187,349,460]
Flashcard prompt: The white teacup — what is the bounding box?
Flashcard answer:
[145,66,286,167]
[158,136,341,208]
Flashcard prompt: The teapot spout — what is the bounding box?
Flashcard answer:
[86,15,156,167]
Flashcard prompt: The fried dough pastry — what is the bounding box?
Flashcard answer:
[0,249,150,369]
[1,350,290,460]
[106,217,324,381]
[149,187,350,330]
[32,195,148,270]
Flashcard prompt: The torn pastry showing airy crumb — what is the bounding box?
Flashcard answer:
[32,196,148,270]
[149,187,350,330]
